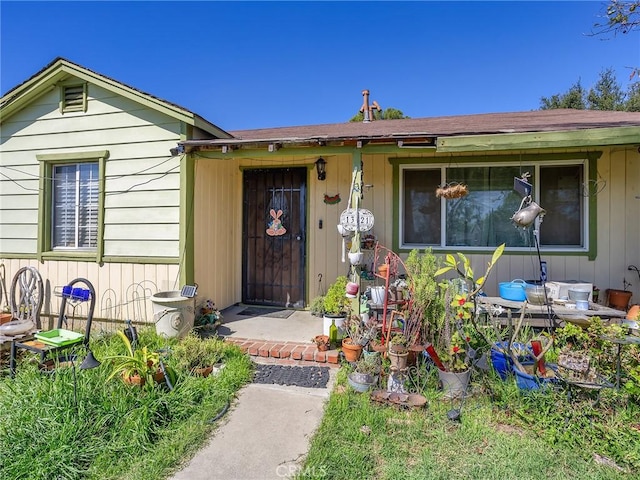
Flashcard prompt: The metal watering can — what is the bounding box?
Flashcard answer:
[511,198,546,228]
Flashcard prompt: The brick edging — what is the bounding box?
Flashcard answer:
[224,337,341,367]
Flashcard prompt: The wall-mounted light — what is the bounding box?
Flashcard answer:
[169,145,185,156]
[315,157,326,181]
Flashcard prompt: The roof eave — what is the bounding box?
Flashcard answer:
[1,59,232,138]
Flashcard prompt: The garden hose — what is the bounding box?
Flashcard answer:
[207,399,230,424]
[158,359,174,391]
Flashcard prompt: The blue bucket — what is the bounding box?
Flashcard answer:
[514,361,558,390]
[490,342,532,380]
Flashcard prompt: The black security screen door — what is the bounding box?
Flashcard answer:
[242,168,306,307]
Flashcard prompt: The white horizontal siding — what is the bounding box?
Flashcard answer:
[1,85,182,140]
[104,207,180,225]
[104,224,179,241]
[0,238,37,253]
[105,189,180,208]
[0,78,182,259]
[0,209,38,223]
[2,125,180,152]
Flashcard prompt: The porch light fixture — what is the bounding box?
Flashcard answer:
[315,157,326,181]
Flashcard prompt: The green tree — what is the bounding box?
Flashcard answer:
[587,68,626,110]
[540,68,640,111]
[349,107,410,122]
[540,81,587,109]
[625,81,640,110]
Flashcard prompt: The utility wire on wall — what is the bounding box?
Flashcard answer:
[0,153,184,197]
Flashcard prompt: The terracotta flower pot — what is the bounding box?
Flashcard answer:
[377,264,389,279]
[193,365,214,377]
[314,334,330,351]
[341,338,363,362]
[122,371,145,386]
[607,289,632,310]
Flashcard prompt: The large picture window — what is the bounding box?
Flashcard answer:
[53,163,99,249]
[400,160,586,251]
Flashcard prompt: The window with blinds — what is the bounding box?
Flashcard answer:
[52,163,98,249]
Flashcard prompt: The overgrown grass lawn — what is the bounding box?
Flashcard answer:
[300,367,640,480]
[0,329,253,480]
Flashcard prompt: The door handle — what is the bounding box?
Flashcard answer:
[296,235,302,241]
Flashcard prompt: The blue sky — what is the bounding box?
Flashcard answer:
[1,1,639,130]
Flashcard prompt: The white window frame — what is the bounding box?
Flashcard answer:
[52,162,99,250]
[398,159,589,252]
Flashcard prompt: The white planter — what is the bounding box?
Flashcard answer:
[370,286,387,305]
[323,314,346,339]
[348,251,364,265]
[150,291,195,338]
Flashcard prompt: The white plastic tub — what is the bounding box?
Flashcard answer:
[150,291,195,338]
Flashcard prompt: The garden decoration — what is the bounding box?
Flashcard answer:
[511,194,546,229]
[323,193,341,204]
[266,208,286,236]
[435,182,469,199]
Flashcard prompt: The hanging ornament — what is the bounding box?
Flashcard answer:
[435,182,469,199]
[323,193,341,204]
[266,209,286,236]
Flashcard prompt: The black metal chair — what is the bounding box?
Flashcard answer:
[9,277,99,377]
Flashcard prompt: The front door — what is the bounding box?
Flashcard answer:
[242,168,306,307]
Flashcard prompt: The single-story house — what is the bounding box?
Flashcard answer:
[1,58,639,325]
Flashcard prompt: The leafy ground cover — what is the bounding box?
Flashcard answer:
[0,328,252,480]
[299,365,640,480]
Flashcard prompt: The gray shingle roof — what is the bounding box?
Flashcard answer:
[182,109,640,148]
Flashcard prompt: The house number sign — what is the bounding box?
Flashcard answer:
[339,208,374,232]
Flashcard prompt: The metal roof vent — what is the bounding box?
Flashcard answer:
[360,89,381,122]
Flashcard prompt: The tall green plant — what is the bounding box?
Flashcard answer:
[323,275,350,316]
[405,248,445,346]
[435,243,506,356]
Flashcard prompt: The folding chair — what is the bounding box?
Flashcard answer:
[9,277,98,377]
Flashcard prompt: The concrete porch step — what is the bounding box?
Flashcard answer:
[225,337,341,368]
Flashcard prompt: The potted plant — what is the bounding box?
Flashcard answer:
[388,333,409,370]
[431,244,506,397]
[405,248,445,349]
[171,332,225,376]
[313,334,331,351]
[309,295,325,317]
[105,331,176,388]
[322,275,351,339]
[341,314,377,362]
[348,354,381,392]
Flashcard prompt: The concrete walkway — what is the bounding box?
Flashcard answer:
[169,306,337,479]
[169,364,336,480]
